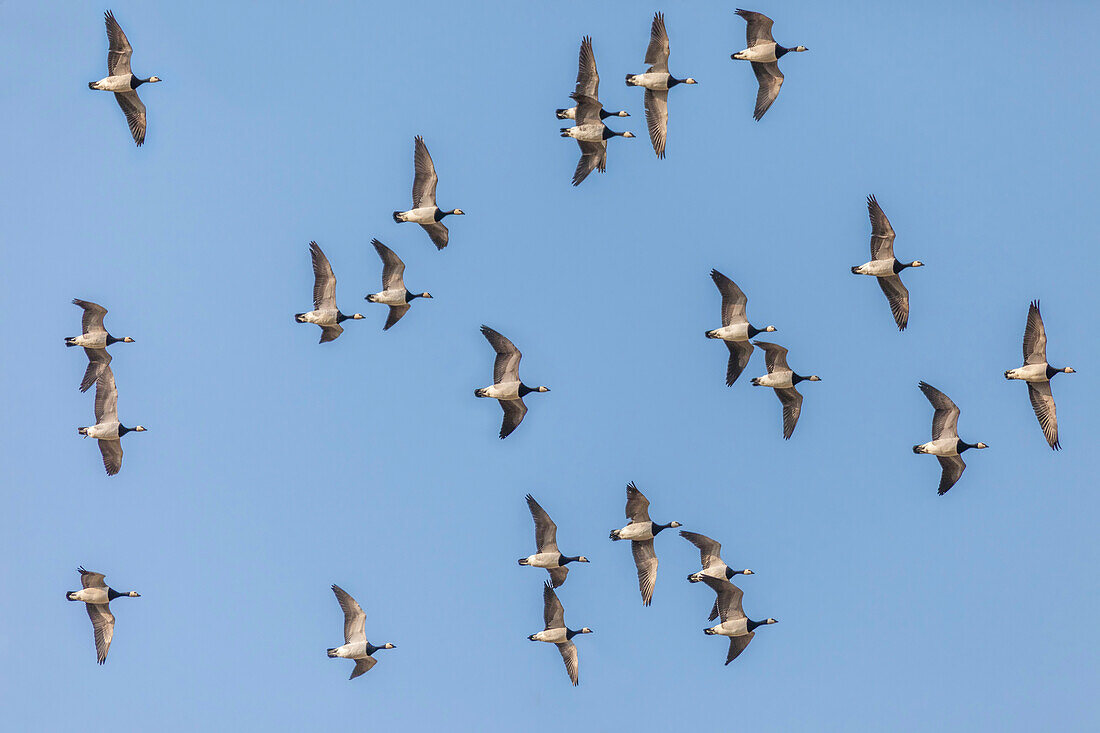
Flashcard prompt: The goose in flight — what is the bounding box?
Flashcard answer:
[696,575,776,665]
[851,195,923,330]
[625,12,697,158]
[913,382,988,495]
[77,365,146,476]
[326,585,396,680]
[527,581,592,686]
[556,36,629,120]
[609,482,681,606]
[561,94,635,186]
[364,239,432,330]
[88,11,161,145]
[751,341,821,439]
[730,9,806,120]
[681,530,754,621]
[295,242,364,343]
[392,136,464,250]
[518,494,590,587]
[66,566,140,664]
[65,298,135,392]
[474,326,550,439]
[1003,301,1074,450]
[705,270,776,386]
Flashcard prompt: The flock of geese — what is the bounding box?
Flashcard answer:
[65,8,1078,685]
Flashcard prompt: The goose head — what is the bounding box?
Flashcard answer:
[1061,367,1076,374]
[132,426,147,432]
[127,591,141,597]
[147,76,162,83]
[448,209,465,217]
[975,442,988,449]
[351,313,365,320]
[763,325,777,332]
[614,110,630,117]
[416,292,433,299]
[576,556,590,563]
[792,46,808,52]
[807,375,822,382]
[122,336,136,343]
[764,617,778,624]
[535,386,550,393]
[382,643,396,649]
[577,627,593,635]
[683,78,698,84]
[907,260,925,268]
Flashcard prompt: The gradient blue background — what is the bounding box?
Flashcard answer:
[2,1,1098,729]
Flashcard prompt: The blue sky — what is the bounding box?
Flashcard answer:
[2,0,1098,729]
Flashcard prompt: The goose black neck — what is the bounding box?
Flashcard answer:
[792,374,807,384]
[747,618,766,631]
[957,440,975,453]
[405,292,420,303]
[775,46,790,59]
[724,567,736,580]
[107,588,126,600]
[566,628,582,640]
[118,425,131,436]
[560,555,582,565]
[336,312,350,323]
[652,522,673,535]
[747,324,765,338]
[435,209,455,221]
[893,259,910,273]
[1046,365,1064,378]
[519,384,540,397]
[130,77,147,89]
[106,334,122,345]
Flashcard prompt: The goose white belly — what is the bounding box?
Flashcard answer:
[480,382,521,400]
[301,309,339,326]
[853,260,895,277]
[708,618,749,637]
[331,642,369,659]
[710,323,751,341]
[754,372,793,389]
[564,124,606,143]
[700,562,730,579]
[1005,364,1048,382]
[615,522,654,541]
[916,438,958,456]
[397,207,438,224]
[531,628,568,644]
[85,422,121,441]
[71,333,108,349]
[524,553,561,569]
[627,72,672,90]
[733,43,778,62]
[69,588,109,604]
[370,289,407,306]
[91,75,134,93]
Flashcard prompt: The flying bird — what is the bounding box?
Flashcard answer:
[326,585,396,680]
[705,270,777,386]
[527,581,592,686]
[77,365,146,476]
[696,575,777,665]
[609,482,681,606]
[295,242,364,343]
[65,299,135,392]
[681,530,754,621]
[88,11,162,145]
[518,494,590,587]
[913,382,988,495]
[1003,301,1074,450]
[66,566,140,664]
[556,36,629,120]
[364,239,432,330]
[624,12,697,158]
[730,9,807,120]
[751,342,821,439]
[474,326,550,439]
[851,195,923,330]
[393,136,465,249]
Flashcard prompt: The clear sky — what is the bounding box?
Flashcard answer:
[1,1,1098,730]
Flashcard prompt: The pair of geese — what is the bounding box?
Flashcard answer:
[521,484,776,684]
[65,568,397,677]
[914,301,1075,493]
[65,299,144,476]
[560,10,808,184]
